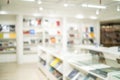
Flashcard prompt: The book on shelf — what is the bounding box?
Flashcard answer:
[50,37,56,43]
[0,24,10,32]
[24,47,30,51]
[83,73,97,80]
[56,63,63,74]
[0,42,2,46]
[23,18,42,26]
[68,69,79,79]
[29,29,35,35]
[38,39,42,44]
[9,25,15,32]
[39,58,46,66]
[50,58,61,67]
[90,67,120,78]
[8,41,15,46]
[2,42,8,47]
[0,40,16,47]
[24,41,29,45]
[4,33,9,39]
[49,67,63,79]
[0,33,3,38]
[116,58,120,64]
[113,75,120,80]
[52,70,62,78]
[30,39,36,44]
[0,48,4,51]
[0,24,15,32]
[9,33,16,38]
[108,71,120,80]
[23,30,29,34]
[5,47,16,51]
[56,20,60,27]
[71,72,85,80]
[54,61,62,68]
[49,67,55,72]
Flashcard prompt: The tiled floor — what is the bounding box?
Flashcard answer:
[0,62,47,80]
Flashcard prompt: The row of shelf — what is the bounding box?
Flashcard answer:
[75,45,120,56]
[38,45,120,80]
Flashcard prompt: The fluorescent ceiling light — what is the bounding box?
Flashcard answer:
[82,4,106,9]
[38,0,42,4]
[0,11,8,14]
[64,3,68,7]
[33,13,41,16]
[22,0,35,2]
[96,10,100,15]
[39,7,43,11]
[90,16,97,19]
[75,15,84,19]
[113,0,120,1]
[117,5,120,11]
[38,1,42,4]
[48,14,57,17]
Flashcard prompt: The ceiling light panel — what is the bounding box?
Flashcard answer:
[39,7,43,11]
[64,3,68,7]
[38,0,42,4]
[90,16,97,19]
[117,5,120,11]
[75,14,84,19]
[0,11,8,14]
[22,0,35,2]
[113,0,120,1]
[82,4,106,9]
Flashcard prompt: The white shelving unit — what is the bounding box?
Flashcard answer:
[37,16,63,80]
[23,16,43,55]
[0,15,17,63]
[38,46,63,80]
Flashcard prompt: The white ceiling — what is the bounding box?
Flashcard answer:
[0,0,120,20]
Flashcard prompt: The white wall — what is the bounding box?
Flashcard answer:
[0,54,16,63]
[0,15,16,24]
[20,54,38,63]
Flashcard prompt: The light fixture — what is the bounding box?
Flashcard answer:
[82,4,106,9]
[117,5,120,11]
[22,0,35,2]
[39,7,43,11]
[96,9,100,15]
[33,13,41,16]
[113,0,120,1]
[90,16,97,19]
[37,0,42,4]
[75,15,84,19]
[64,3,68,7]
[0,11,8,14]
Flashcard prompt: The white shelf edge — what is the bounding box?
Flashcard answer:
[23,51,37,53]
[38,63,58,80]
[69,62,110,80]
[76,45,120,56]
[50,64,63,74]
[39,56,47,61]
[38,46,63,60]
[0,51,16,53]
